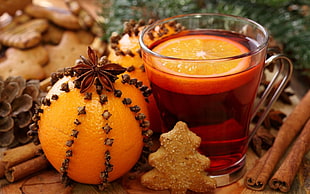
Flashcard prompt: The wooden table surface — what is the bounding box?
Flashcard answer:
[0,0,309,192]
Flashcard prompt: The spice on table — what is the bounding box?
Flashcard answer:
[0,142,49,183]
[269,118,310,192]
[1,143,42,169]
[5,155,49,182]
[253,109,287,129]
[260,79,294,105]
[250,127,275,157]
[245,90,310,191]
[278,90,294,105]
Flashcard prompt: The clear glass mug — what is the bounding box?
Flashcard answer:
[139,13,293,186]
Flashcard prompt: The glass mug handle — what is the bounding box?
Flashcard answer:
[248,53,293,143]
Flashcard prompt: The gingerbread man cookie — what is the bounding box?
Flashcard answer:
[141,121,217,193]
[44,31,88,76]
[0,46,48,80]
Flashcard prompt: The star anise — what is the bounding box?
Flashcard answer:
[253,109,287,129]
[251,127,275,157]
[72,47,126,93]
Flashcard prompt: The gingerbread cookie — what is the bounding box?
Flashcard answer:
[141,121,217,193]
[65,0,94,29]
[90,37,107,57]
[41,23,64,45]
[65,0,81,15]
[0,46,48,80]
[0,19,48,49]
[75,30,94,44]
[0,14,31,30]
[25,4,80,30]
[44,31,88,76]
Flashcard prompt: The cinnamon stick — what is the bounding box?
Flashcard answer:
[245,90,310,190]
[5,155,49,182]
[269,118,310,192]
[2,143,42,168]
[245,149,271,189]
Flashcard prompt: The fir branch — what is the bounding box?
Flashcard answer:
[98,0,310,72]
[202,0,310,71]
[99,0,199,40]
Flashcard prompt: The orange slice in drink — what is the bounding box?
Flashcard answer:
[152,35,250,77]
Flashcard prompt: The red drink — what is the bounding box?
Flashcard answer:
[143,30,266,175]
[140,13,293,187]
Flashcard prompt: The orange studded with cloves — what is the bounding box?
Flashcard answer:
[108,19,181,132]
[33,47,152,187]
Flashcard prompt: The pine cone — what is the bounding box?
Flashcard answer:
[0,76,45,147]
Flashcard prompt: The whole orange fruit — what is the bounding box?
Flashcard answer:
[108,20,180,132]
[35,47,151,186]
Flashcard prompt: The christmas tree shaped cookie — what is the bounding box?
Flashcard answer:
[141,121,217,193]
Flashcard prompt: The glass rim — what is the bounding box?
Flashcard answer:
[139,13,269,63]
